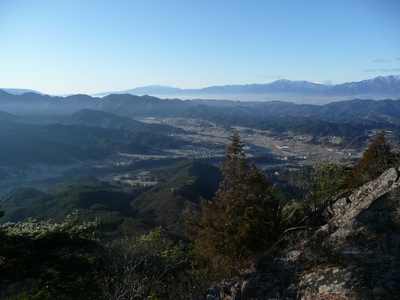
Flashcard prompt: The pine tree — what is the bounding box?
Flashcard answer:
[187,132,280,275]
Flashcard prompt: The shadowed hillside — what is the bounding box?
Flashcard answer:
[0,160,222,236]
[0,176,143,233]
[0,121,190,167]
[47,108,188,134]
[132,160,222,234]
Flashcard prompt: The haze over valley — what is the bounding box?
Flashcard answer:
[1,75,399,198]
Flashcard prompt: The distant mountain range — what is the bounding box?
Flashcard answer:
[92,75,400,103]
[0,88,44,95]
[1,87,400,126]
[2,75,399,103]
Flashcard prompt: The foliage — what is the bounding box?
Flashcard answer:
[1,187,51,209]
[0,212,102,299]
[279,132,398,228]
[132,160,221,234]
[143,159,221,199]
[100,227,199,299]
[0,177,143,234]
[346,130,399,188]
[187,132,281,276]
[311,163,349,201]
[304,162,351,221]
[1,161,221,237]
[276,161,352,228]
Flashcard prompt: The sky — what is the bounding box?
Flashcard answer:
[0,0,399,95]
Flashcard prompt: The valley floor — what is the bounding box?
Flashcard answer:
[0,117,364,196]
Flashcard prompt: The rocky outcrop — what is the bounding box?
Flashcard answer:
[216,168,400,299]
[320,167,400,255]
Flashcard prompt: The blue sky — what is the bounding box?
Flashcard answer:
[0,0,399,95]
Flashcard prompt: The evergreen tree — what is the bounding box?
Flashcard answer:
[298,162,352,226]
[346,130,398,188]
[187,132,280,275]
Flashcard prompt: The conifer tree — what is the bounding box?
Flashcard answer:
[187,132,280,275]
[346,130,398,188]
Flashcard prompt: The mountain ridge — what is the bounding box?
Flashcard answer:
[2,75,399,103]
[1,91,400,131]
[92,75,400,101]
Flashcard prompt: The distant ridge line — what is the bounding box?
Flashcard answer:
[92,75,400,101]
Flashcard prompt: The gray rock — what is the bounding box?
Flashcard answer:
[213,168,400,299]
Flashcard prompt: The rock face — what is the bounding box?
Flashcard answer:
[321,167,400,253]
[217,168,400,299]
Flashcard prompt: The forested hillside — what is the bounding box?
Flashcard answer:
[1,131,399,299]
[0,121,190,167]
[47,108,187,134]
[2,90,400,144]
[0,161,221,237]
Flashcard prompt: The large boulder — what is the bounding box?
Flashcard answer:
[320,167,400,256]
